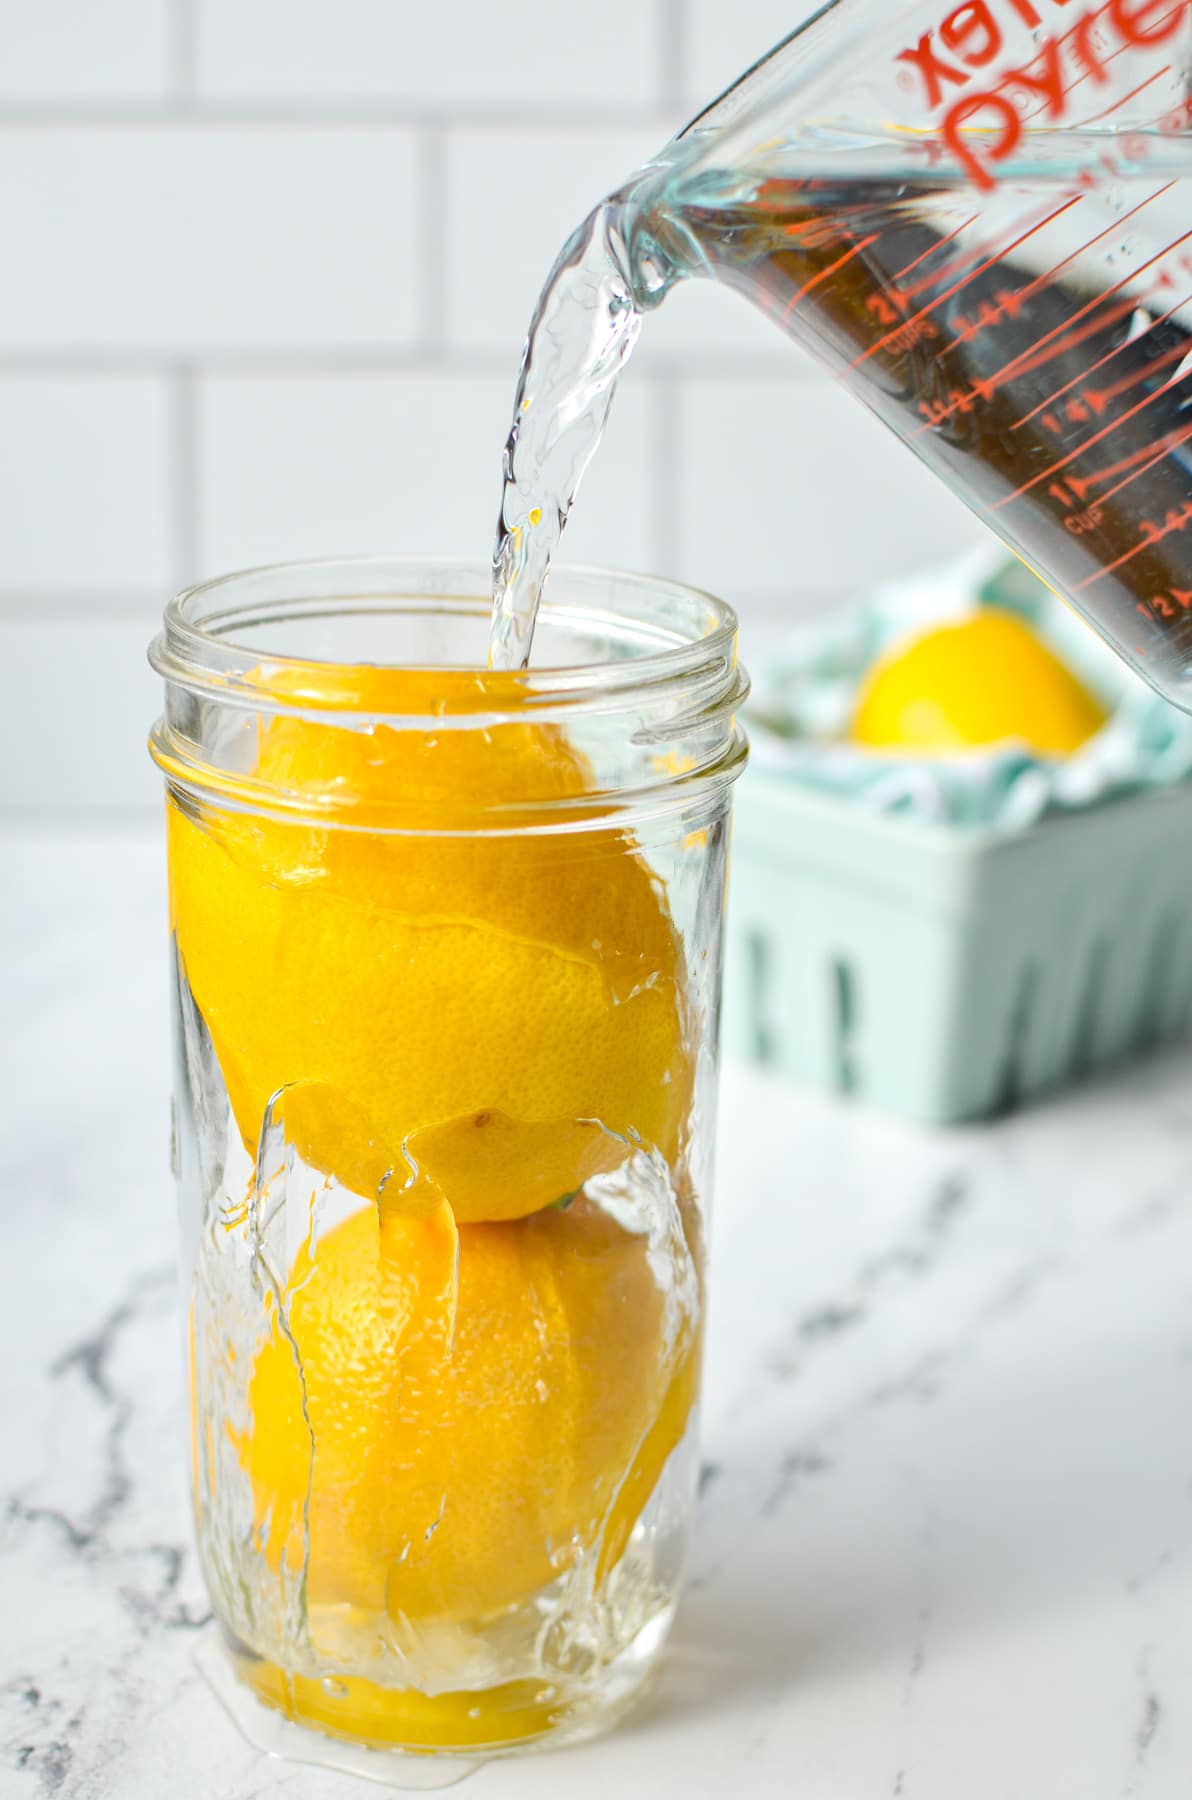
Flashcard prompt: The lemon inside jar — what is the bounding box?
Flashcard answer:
[170,666,702,1750]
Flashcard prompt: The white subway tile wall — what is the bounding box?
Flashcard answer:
[0,1,172,101]
[0,376,174,591]
[443,126,661,351]
[0,127,421,350]
[196,371,654,575]
[672,376,985,598]
[7,619,165,814]
[0,0,988,816]
[196,0,666,108]
[682,0,827,104]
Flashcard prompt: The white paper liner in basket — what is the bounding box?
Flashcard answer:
[747,547,1192,829]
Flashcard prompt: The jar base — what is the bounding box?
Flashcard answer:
[196,1609,671,1784]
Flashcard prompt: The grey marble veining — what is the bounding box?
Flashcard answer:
[4,828,1192,1799]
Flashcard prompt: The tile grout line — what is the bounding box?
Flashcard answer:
[0,101,675,130]
[0,347,802,379]
[0,590,171,620]
[168,362,199,591]
[0,804,160,829]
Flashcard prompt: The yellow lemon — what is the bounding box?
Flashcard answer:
[851,609,1107,755]
[167,667,692,1222]
[176,662,703,1748]
[235,1655,573,1753]
[240,1197,699,1626]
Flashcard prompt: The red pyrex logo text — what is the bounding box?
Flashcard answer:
[896,0,1191,187]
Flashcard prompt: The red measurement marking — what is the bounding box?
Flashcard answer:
[911,2,1191,189]
[895,194,1077,301]
[1012,5,1180,130]
[907,291,1142,441]
[1086,333,1192,408]
[892,316,943,351]
[1037,393,1111,436]
[989,0,1183,136]
[1150,587,1192,617]
[1161,91,1192,131]
[790,196,890,224]
[1081,423,1192,490]
[887,195,1084,322]
[979,220,1192,402]
[887,214,979,287]
[1011,182,1176,320]
[781,220,854,255]
[1074,497,1192,592]
[952,298,1006,343]
[1011,290,1186,428]
[1080,62,1171,125]
[846,194,1084,374]
[781,200,890,246]
[993,347,1192,509]
[1090,418,1192,508]
[899,233,1011,301]
[780,234,880,320]
[951,285,1036,343]
[991,292,1145,388]
[919,387,980,427]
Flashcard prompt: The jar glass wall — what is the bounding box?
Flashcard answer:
[149,559,748,1763]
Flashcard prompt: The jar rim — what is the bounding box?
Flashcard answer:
[149,555,745,723]
[148,556,749,834]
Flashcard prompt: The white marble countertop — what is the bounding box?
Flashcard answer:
[5,826,1192,1799]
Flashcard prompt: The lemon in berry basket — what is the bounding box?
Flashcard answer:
[851,608,1107,755]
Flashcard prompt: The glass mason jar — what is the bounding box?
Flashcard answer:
[148,558,748,1765]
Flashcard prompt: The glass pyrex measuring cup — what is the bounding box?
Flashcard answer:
[658,0,1192,699]
[498,0,1192,703]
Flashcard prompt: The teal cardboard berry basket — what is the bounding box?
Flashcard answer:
[723,775,1192,1124]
